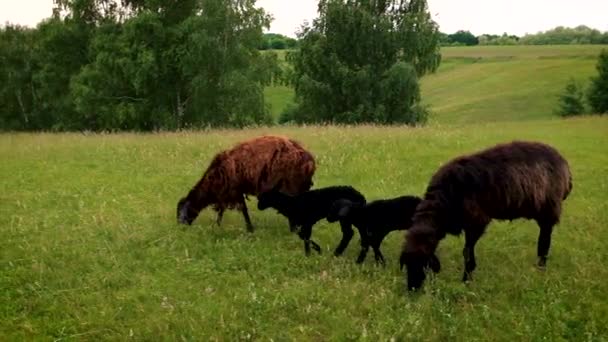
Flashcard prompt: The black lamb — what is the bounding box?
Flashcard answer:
[327,196,440,271]
[257,184,366,255]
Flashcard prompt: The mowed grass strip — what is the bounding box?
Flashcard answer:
[1,116,607,340]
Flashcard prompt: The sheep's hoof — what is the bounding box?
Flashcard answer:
[536,256,547,270]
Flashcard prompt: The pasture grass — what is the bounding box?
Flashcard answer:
[264,84,293,119]
[264,45,606,124]
[422,46,603,124]
[1,116,608,340]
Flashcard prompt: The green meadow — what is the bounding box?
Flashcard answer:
[2,45,608,340]
[2,117,608,340]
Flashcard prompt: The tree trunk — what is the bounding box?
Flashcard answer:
[176,88,183,128]
[15,90,29,125]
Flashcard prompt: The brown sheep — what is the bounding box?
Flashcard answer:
[177,135,316,232]
[400,141,572,291]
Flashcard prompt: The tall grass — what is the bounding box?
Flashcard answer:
[2,117,607,340]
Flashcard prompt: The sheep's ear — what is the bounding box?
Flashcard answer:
[272,179,284,192]
[338,205,350,219]
[177,198,190,225]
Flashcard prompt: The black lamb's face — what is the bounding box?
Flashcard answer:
[257,191,274,210]
[177,197,198,225]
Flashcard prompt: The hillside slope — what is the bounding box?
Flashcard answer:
[421,45,605,124]
[264,45,606,124]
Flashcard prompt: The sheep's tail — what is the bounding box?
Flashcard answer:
[563,170,573,200]
[301,152,316,189]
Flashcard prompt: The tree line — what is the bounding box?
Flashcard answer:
[1,0,441,131]
[3,0,603,131]
[440,26,608,46]
[1,0,281,131]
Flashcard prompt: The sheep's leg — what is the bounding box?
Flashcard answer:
[372,245,385,266]
[371,233,388,266]
[310,240,322,253]
[215,209,225,226]
[239,197,254,232]
[462,228,484,282]
[333,221,354,256]
[288,218,298,233]
[428,254,441,273]
[298,225,321,256]
[536,220,555,269]
[356,241,369,264]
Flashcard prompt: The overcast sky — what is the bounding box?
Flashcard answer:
[2,0,607,37]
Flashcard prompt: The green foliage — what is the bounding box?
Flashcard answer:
[0,25,37,130]
[287,0,440,124]
[259,33,298,50]
[556,79,586,117]
[0,0,276,131]
[446,30,479,46]
[2,117,608,339]
[520,25,608,45]
[478,33,519,46]
[278,102,299,124]
[0,18,93,130]
[587,49,608,114]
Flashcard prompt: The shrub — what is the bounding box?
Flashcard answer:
[556,78,586,117]
[587,49,608,114]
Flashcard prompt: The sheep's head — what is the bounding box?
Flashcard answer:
[177,197,195,225]
[257,190,278,210]
[177,193,208,225]
[401,223,440,291]
[257,181,284,211]
[327,199,353,223]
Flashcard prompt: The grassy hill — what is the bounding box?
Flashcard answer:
[2,117,608,340]
[422,45,605,124]
[265,45,606,123]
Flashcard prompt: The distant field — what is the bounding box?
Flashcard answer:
[2,117,608,340]
[422,45,604,124]
[264,45,606,123]
[439,44,605,59]
[263,84,293,118]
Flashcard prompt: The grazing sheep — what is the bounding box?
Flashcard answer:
[400,141,573,290]
[257,185,366,255]
[328,196,440,271]
[177,135,316,232]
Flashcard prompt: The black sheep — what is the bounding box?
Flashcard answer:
[257,184,366,255]
[328,196,440,271]
[400,141,573,291]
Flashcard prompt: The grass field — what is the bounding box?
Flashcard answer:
[264,45,606,123]
[2,116,608,340]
